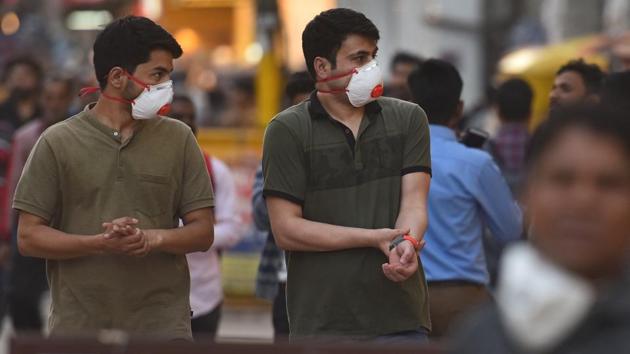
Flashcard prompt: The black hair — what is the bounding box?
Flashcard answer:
[526,104,630,170]
[407,59,463,125]
[601,70,630,115]
[556,59,605,95]
[302,8,379,79]
[93,16,183,89]
[2,56,43,84]
[390,51,423,72]
[496,78,533,122]
[285,71,314,102]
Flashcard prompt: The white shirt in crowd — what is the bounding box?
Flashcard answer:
[186,157,243,318]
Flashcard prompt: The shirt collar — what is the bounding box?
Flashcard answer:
[430,124,457,141]
[307,91,382,120]
[83,103,145,141]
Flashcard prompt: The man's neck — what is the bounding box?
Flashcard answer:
[91,96,136,134]
[316,91,364,123]
[446,117,461,132]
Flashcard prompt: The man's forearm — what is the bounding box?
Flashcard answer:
[18,223,101,260]
[395,206,428,244]
[148,219,214,254]
[272,216,377,252]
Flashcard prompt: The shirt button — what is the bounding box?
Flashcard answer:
[345,129,350,134]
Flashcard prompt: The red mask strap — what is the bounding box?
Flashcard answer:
[124,71,150,90]
[316,68,358,83]
[78,86,134,105]
[318,88,348,94]
[78,87,100,97]
[102,92,134,105]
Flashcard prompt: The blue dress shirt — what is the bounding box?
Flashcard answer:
[422,125,522,285]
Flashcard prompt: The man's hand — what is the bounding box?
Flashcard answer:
[374,228,410,255]
[102,216,138,238]
[382,240,419,282]
[99,217,151,257]
[373,227,422,282]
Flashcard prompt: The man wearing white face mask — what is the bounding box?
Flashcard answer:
[12,17,215,340]
[451,105,630,353]
[263,8,432,342]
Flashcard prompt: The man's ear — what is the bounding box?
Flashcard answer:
[455,100,464,118]
[106,67,127,90]
[313,56,332,81]
[449,100,465,128]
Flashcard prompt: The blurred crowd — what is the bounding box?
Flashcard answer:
[0,5,628,354]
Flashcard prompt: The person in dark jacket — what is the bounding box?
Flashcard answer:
[450,104,630,354]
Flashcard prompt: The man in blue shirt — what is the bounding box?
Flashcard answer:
[408,59,522,337]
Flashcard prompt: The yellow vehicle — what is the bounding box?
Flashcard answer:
[497,36,608,129]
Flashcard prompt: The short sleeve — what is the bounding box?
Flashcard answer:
[402,105,431,176]
[13,136,60,222]
[262,120,306,205]
[178,131,214,216]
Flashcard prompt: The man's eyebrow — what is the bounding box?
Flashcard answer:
[152,66,173,73]
[348,50,372,58]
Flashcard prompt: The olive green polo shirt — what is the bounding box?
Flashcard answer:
[262,92,432,338]
[13,109,214,340]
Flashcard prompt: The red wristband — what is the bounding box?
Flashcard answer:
[403,234,420,250]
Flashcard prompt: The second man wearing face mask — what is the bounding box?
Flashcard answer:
[263,8,432,341]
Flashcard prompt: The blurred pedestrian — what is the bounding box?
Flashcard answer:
[170,94,243,340]
[451,105,630,353]
[408,59,522,338]
[217,76,256,127]
[488,78,534,196]
[549,59,604,109]
[384,51,423,101]
[13,16,214,339]
[0,55,43,323]
[0,56,43,140]
[0,56,43,259]
[4,76,74,333]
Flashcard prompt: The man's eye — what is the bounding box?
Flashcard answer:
[597,175,627,191]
